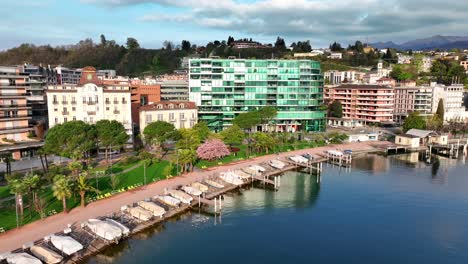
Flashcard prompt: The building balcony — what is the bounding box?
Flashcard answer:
[61,101,68,104]
[0,104,30,110]
[87,101,96,105]
[71,101,77,105]
[0,115,32,121]
[0,126,32,135]
[52,101,59,105]
[105,101,111,104]
[87,111,96,115]
[62,111,69,115]
[113,110,120,114]
[113,101,119,104]
[122,101,127,104]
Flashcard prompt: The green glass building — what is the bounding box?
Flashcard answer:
[189,59,326,132]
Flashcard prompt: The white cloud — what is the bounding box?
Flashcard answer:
[86,0,468,45]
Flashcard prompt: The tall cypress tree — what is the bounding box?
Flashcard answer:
[435,99,445,124]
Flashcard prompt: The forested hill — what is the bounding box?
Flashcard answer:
[0,37,184,77]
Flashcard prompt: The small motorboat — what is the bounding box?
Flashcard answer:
[50,235,83,255]
[220,172,243,185]
[85,219,122,241]
[241,167,259,176]
[289,155,309,164]
[30,245,63,264]
[155,195,181,207]
[249,165,266,172]
[182,185,203,196]
[205,179,224,189]
[233,170,251,179]
[138,201,166,217]
[269,159,285,169]
[166,189,193,204]
[191,182,209,192]
[128,206,153,221]
[6,253,42,264]
[105,219,130,237]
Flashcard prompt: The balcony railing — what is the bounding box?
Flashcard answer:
[71,101,77,105]
[87,111,96,115]
[87,101,96,105]
[62,111,69,115]
[113,110,120,114]
[61,101,68,104]
[52,101,59,105]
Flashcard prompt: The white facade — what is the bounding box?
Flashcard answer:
[432,84,468,122]
[47,83,132,135]
[139,103,198,132]
[329,52,343,59]
[324,70,358,85]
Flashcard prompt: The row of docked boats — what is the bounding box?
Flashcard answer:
[1,233,86,264]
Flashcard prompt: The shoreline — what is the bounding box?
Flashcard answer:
[0,141,393,256]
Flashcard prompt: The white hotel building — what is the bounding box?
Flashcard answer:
[46,66,132,136]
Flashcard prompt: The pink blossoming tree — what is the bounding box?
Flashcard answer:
[196,139,231,161]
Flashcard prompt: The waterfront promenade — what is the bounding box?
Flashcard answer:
[0,141,391,253]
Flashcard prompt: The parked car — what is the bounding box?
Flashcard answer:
[343,149,353,154]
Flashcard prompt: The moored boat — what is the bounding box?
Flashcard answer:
[241,167,259,176]
[249,165,266,172]
[182,185,203,196]
[191,182,209,192]
[220,171,243,185]
[289,155,308,164]
[233,170,251,179]
[6,253,42,264]
[269,159,286,169]
[105,219,130,237]
[138,201,166,217]
[30,245,63,264]
[50,235,83,255]
[129,206,153,221]
[84,219,122,241]
[166,189,193,204]
[155,195,181,207]
[205,179,224,189]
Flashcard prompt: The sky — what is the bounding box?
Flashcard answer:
[1,0,467,50]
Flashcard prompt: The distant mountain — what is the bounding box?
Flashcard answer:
[370,35,468,50]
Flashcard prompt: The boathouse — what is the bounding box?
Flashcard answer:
[395,134,420,148]
[405,129,448,146]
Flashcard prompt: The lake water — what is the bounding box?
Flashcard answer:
[86,153,468,264]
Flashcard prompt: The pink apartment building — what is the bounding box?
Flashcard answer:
[326,84,394,126]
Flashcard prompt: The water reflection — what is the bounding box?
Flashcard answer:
[352,154,389,173]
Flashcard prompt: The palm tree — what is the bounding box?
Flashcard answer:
[76,172,97,207]
[22,173,42,214]
[68,161,83,178]
[8,178,27,223]
[52,175,72,213]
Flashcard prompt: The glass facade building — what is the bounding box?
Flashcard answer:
[189,59,326,132]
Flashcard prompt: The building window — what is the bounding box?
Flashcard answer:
[179,103,185,109]
[169,113,174,120]
[73,116,76,121]
[72,107,76,111]
[64,117,67,122]
[180,113,185,120]
[157,114,163,121]
[169,104,174,109]
[157,104,163,109]
[146,114,152,123]
[54,117,58,124]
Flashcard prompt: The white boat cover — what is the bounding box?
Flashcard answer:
[191,182,209,192]
[155,195,181,207]
[220,172,243,185]
[204,180,224,189]
[327,150,343,156]
[105,219,130,236]
[233,170,251,179]
[30,245,63,264]
[182,186,202,196]
[166,189,193,204]
[241,167,259,176]
[50,235,83,255]
[249,165,266,172]
[129,206,153,221]
[138,201,166,217]
[269,160,285,169]
[290,155,309,164]
[85,219,122,241]
[6,253,42,264]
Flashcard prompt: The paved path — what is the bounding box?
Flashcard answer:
[0,141,391,252]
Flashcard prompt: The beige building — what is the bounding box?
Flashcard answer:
[139,101,198,132]
[395,134,420,148]
[394,86,434,123]
[46,66,132,136]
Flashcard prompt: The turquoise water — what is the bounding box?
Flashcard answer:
[87,153,468,264]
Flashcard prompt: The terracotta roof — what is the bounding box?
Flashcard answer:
[139,101,197,111]
[82,66,97,72]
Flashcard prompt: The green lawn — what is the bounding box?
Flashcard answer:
[0,160,170,231]
[0,186,11,200]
